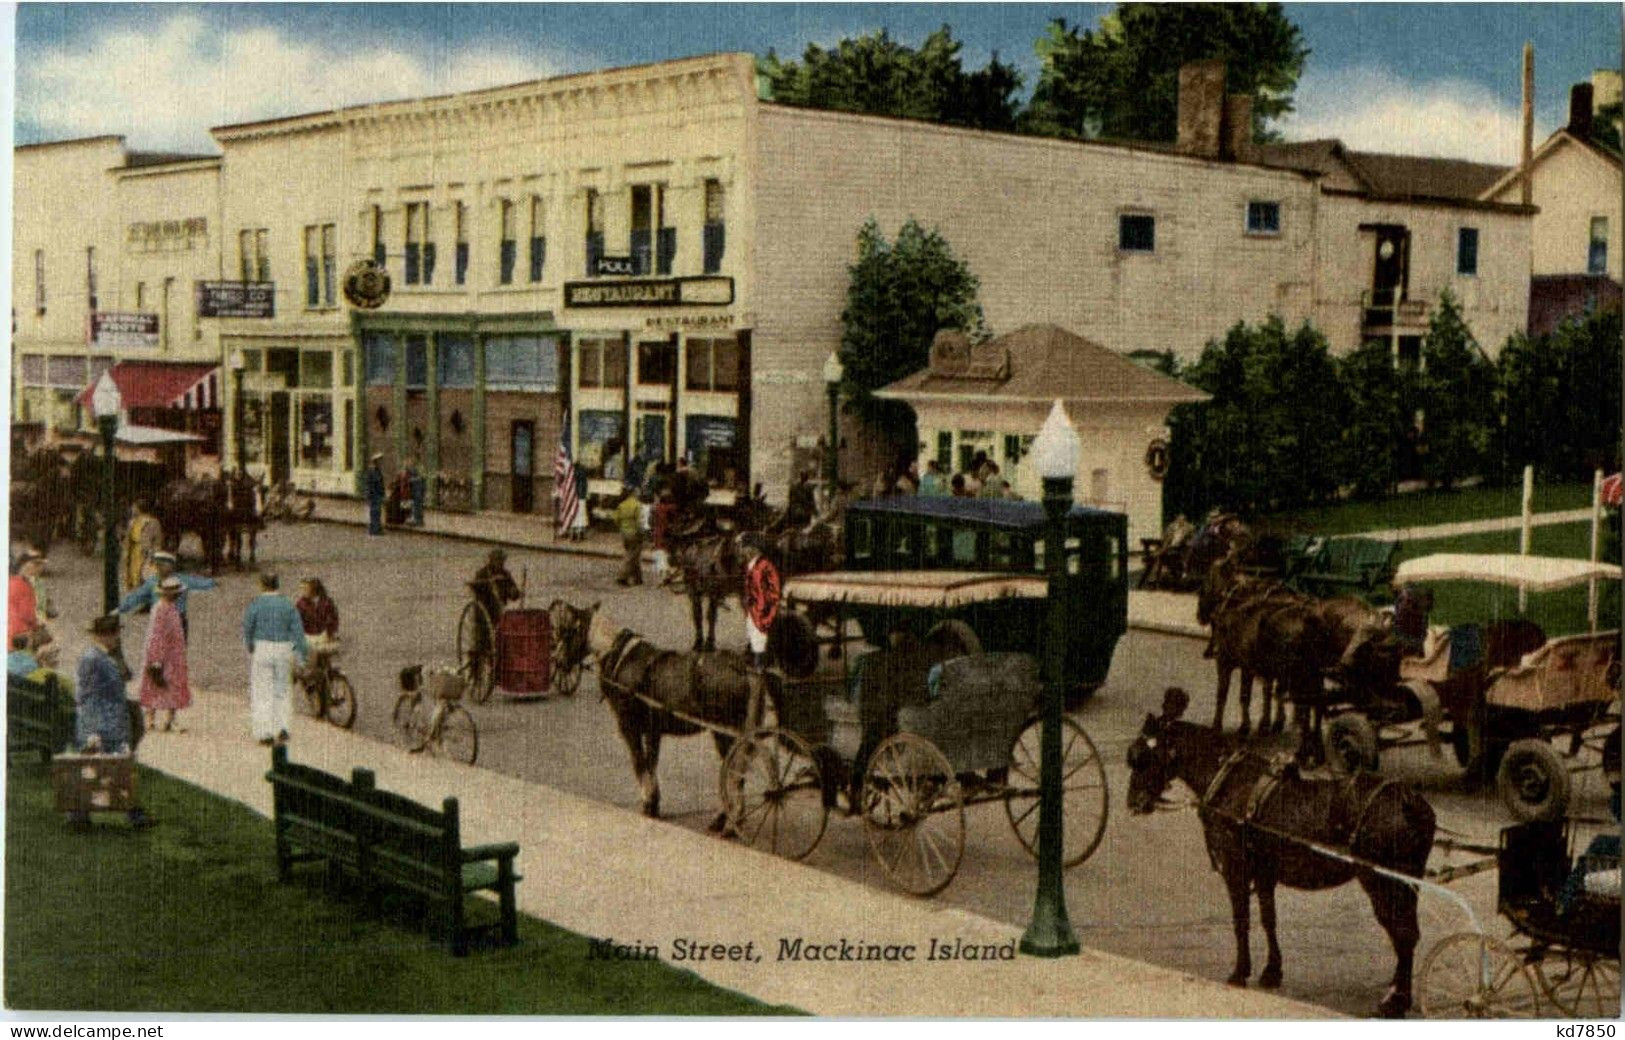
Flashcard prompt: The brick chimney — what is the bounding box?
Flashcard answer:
[1568,82,1595,138]
[1177,59,1226,158]
[1223,94,1254,161]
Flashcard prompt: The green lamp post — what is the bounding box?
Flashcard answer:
[90,373,122,615]
[1019,399,1081,958]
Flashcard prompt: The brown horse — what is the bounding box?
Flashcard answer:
[222,470,265,568]
[550,600,776,828]
[1127,688,1436,1018]
[155,478,229,574]
[667,530,744,652]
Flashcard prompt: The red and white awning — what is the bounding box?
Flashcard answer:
[77,362,220,411]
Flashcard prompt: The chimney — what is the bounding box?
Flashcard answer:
[1568,82,1595,138]
[1177,59,1226,159]
[1223,94,1254,161]
[1521,42,1534,206]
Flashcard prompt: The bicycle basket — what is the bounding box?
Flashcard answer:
[426,667,466,702]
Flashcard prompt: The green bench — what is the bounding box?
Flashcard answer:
[266,746,521,956]
[7,674,77,763]
[1291,536,1401,601]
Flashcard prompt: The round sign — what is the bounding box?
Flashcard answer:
[343,260,391,310]
[1145,438,1171,481]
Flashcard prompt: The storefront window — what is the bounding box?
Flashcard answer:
[578,409,625,478]
[637,341,675,385]
[341,352,354,387]
[301,350,333,389]
[300,398,334,468]
[437,334,474,388]
[404,335,428,389]
[240,397,265,464]
[486,335,559,391]
[47,356,85,388]
[363,334,396,387]
[267,348,300,389]
[242,349,263,373]
[685,415,739,486]
[685,337,739,392]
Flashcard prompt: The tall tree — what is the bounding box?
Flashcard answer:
[1418,291,1497,489]
[1022,4,1308,142]
[1337,338,1411,499]
[759,26,1022,131]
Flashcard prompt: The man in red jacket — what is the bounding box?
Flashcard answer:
[740,533,779,669]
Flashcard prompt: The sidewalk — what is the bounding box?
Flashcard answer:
[136,687,1327,1018]
[308,497,621,559]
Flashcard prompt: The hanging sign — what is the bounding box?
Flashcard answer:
[197,281,275,318]
[88,312,159,349]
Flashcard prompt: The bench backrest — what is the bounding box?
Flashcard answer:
[8,673,76,754]
[1319,537,1398,575]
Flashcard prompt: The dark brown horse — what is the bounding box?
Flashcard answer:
[222,470,265,567]
[550,600,777,828]
[155,478,229,574]
[668,530,744,652]
[1127,688,1436,1018]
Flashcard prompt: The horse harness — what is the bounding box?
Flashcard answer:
[595,626,719,730]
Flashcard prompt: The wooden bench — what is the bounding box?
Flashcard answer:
[7,673,77,763]
[266,746,520,955]
[1293,537,1400,601]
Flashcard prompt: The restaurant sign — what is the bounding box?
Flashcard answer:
[88,312,159,350]
[564,276,734,309]
[196,281,275,319]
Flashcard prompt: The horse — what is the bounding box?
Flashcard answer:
[667,530,744,652]
[222,470,265,568]
[549,599,778,829]
[1127,688,1436,1018]
[154,477,231,574]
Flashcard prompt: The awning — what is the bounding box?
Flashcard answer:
[77,361,220,411]
[785,570,1049,609]
[116,424,205,446]
[1395,554,1623,593]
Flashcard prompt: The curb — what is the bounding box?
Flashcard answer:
[1128,619,1208,640]
[307,512,622,560]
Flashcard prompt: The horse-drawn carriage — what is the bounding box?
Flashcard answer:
[1318,553,1621,822]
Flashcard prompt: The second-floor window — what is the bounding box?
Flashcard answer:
[1119,214,1155,253]
[255,230,270,283]
[455,202,469,285]
[630,184,664,275]
[371,205,386,269]
[499,199,517,285]
[703,179,726,274]
[304,223,336,307]
[577,336,627,389]
[34,250,45,313]
[1246,201,1280,235]
[1456,227,1479,276]
[1591,217,1610,275]
[240,229,270,282]
[405,202,433,285]
[86,247,97,311]
[585,189,604,275]
[529,195,546,283]
[685,336,740,392]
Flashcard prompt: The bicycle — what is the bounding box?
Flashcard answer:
[392,664,478,765]
[297,644,356,729]
[263,481,316,523]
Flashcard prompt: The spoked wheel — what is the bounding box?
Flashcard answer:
[862,732,964,897]
[392,693,430,752]
[435,704,479,765]
[1004,715,1109,868]
[455,601,497,704]
[1419,932,1542,1018]
[718,728,828,861]
[1539,952,1620,1018]
[324,674,357,729]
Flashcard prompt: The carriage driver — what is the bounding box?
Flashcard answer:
[741,533,780,670]
[470,549,522,655]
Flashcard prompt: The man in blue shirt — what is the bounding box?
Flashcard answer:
[365,453,386,535]
[243,572,309,746]
[69,615,154,831]
[119,551,216,641]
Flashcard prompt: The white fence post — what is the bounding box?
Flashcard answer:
[1518,465,1534,613]
[1589,468,1603,632]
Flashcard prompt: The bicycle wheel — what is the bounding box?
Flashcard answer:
[456,601,497,704]
[298,675,324,718]
[392,693,430,752]
[436,704,479,765]
[324,673,357,730]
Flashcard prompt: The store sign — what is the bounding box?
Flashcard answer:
[644,314,734,331]
[88,312,159,350]
[592,256,637,276]
[564,276,735,309]
[196,281,275,319]
[127,218,208,253]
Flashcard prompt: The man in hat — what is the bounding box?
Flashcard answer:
[243,572,308,746]
[119,551,216,642]
[365,453,387,535]
[70,614,154,831]
[741,533,780,670]
[8,550,48,647]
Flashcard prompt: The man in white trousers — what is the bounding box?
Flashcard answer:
[242,572,309,746]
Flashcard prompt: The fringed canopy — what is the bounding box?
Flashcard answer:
[784,570,1048,609]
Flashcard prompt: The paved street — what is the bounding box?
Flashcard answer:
[37,520,1619,1018]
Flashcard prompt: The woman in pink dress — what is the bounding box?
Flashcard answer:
[139,576,192,732]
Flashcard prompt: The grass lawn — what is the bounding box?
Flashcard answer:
[4,764,795,1015]
[1396,521,1621,637]
[1265,481,1595,536]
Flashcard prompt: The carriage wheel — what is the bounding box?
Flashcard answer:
[923,620,981,659]
[455,601,497,704]
[862,732,965,897]
[718,728,828,862]
[392,693,431,752]
[1004,716,1109,868]
[435,704,479,765]
[324,674,357,730]
[1419,933,1541,1018]
[1496,739,1571,822]
[1539,952,1620,1018]
[1323,713,1380,775]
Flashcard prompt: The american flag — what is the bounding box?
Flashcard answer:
[554,430,579,534]
[1602,472,1622,509]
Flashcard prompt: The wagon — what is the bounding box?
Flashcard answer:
[455,577,585,704]
[721,569,1110,897]
[1319,553,1620,822]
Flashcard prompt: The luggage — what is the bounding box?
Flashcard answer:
[52,753,136,814]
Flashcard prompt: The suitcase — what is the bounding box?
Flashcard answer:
[52,753,136,814]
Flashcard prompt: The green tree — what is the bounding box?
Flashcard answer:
[1592,98,1622,154]
[759,26,1023,131]
[1022,3,1308,142]
[1418,290,1497,489]
[1337,338,1409,498]
[838,218,986,441]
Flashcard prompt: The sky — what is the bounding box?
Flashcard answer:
[10,3,1622,163]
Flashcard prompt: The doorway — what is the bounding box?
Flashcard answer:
[511,420,535,513]
[637,409,668,467]
[1371,227,1410,307]
[269,392,291,485]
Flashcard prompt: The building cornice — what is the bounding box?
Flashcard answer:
[1321,186,1537,216]
[114,158,222,179]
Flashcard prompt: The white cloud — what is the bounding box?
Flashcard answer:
[1279,65,1551,164]
[18,14,570,151]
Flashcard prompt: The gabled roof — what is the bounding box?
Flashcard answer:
[877,324,1209,406]
[1480,127,1623,200]
[1257,138,1519,206]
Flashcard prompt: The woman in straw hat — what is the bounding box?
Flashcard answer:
[138,576,192,733]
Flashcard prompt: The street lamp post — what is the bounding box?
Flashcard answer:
[229,350,246,473]
[90,373,123,615]
[822,352,843,486]
[1019,399,1081,958]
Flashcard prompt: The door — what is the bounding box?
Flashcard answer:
[1371,227,1410,307]
[510,420,535,513]
[637,410,667,466]
[269,391,291,485]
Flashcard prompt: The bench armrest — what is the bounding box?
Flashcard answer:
[462,841,520,864]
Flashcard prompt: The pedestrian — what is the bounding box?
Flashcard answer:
[950,473,970,498]
[243,573,308,747]
[979,462,1010,499]
[364,453,386,535]
[741,533,780,670]
[121,499,163,592]
[70,614,154,831]
[8,550,48,648]
[962,451,988,496]
[614,490,646,586]
[919,459,948,497]
[651,490,677,584]
[138,576,191,734]
[406,458,427,526]
[785,470,817,528]
[119,551,216,642]
[1391,585,1434,657]
[894,460,921,496]
[570,462,590,541]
